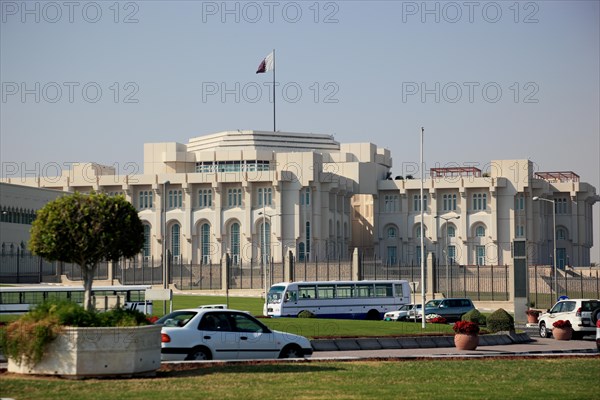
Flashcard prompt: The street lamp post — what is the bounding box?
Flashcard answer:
[435,215,460,296]
[163,180,170,313]
[533,196,557,301]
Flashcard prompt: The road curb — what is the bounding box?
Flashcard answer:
[311,332,533,352]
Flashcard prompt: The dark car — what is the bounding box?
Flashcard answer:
[415,298,475,321]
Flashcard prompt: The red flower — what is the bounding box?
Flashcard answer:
[147,316,159,324]
[453,320,480,335]
[428,317,447,324]
[552,320,572,329]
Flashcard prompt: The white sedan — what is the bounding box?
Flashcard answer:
[384,304,421,321]
[157,309,313,361]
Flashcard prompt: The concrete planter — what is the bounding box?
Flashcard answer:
[8,325,162,377]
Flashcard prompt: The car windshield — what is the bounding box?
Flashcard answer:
[156,311,197,327]
[426,300,442,307]
[399,305,411,311]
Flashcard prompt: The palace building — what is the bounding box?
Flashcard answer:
[1,130,598,268]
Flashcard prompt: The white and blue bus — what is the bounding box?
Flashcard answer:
[0,285,152,314]
[264,280,411,320]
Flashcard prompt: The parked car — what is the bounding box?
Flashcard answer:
[157,309,313,361]
[411,298,475,322]
[197,304,228,309]
[384,304,421,321]
[538,298,600,339]
[596,320,600,351]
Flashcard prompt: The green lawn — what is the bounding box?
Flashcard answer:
[167,294,454,338]
[1,358,598,400]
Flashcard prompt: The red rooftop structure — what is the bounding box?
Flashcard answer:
[430,167,482,178]
[535,171,580,183]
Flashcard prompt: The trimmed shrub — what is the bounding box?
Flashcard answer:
[297,310,316,318]
[462,309,486,326]
[486,308,515,332]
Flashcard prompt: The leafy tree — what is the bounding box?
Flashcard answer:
[29,192,144,311]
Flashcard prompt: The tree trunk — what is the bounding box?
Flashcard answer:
[82,264,96,311]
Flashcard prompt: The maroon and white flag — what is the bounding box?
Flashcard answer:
[256,51,274,73]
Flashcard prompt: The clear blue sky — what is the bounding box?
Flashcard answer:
[1,1,599,262]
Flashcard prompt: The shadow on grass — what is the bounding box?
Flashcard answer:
[158,361,341,378]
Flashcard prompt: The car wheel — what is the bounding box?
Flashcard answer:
[591,308,600,325]
[279,344,303,359]
[187,346,212,361]
[539,322,551,338]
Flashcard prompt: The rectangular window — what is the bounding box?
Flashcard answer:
[555,198,568,214]
[476,246,485,265]
[227,188,242,207]
[473,193,487,211]
[374,283,393,297]
[335,285,354,298]
[298,285,316,299]
[448,245,456,264]
[413,195,427,212]
[443,194,457,211]
[317,285,335,299]
[356,284,373,297]
[394,283,404,298]
[258,188,272,206]
[384,194,399,213]
[198,189,213,208]
[386,246,397,265]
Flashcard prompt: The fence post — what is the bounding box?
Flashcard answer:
[463,265,467,298]
[490,264,494,301]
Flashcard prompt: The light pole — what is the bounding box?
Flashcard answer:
[435,215,460,296]
[533,196,557,301]
[163,180,170,313]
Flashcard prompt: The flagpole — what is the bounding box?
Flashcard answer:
[420,126,426,329]
[272,48,276,132]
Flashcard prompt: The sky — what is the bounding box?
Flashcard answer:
[1,0,599,262]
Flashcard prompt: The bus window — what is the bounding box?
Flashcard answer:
[374,284,393,297]
[335,285,354,298]
[317,285,335,299]
[394,284,404,297]
[356,284,373,297]
[298,285,316,299]
[284,290,297,302]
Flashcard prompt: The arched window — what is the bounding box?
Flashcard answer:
[476,226,485,237]
[260,221,271,262]
[416,225,426,238]
[556,228,566,240]
[171,223,181,257]
[447,226,456,238]
[387,226,397,238]
[231,222,240,264]
[143,224,151,257]
[201,223,211,264]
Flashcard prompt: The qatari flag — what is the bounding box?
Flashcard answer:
[256,51,274,73]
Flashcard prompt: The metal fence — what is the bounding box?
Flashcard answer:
[1,250,598,309]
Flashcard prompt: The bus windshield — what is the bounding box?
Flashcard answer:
[267,285,286,304]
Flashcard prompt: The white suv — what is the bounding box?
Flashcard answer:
[538,298,600,339]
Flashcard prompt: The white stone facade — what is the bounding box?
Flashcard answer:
[1,131,598,267]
